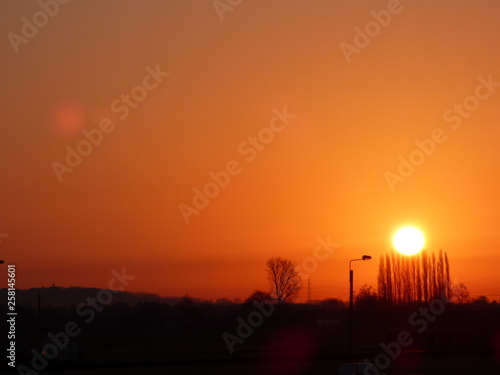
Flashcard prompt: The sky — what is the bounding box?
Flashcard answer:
[1,0,499,302]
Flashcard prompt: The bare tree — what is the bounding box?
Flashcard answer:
[451,283,471,305]
[377,256,387,301]
[444,252,451,299]
[355,284,377,304]
[266,257,302,303]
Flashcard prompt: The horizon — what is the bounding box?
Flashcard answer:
[3,245,498,305]
[4,278,498,305]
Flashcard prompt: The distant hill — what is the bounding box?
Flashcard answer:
[0,286,193,307]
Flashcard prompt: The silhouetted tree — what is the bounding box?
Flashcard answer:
[215,298,233,305]
[451,283,471,304]
[245,290,273,303]
[444,252,451,298]
[355,284,377,308]
[356,284,376,300]
[266,257,302,303]
[319,298,346,310]
[472,295,490,306]
[377,249,451,304]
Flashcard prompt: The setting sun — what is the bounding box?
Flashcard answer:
[393,227,425,255]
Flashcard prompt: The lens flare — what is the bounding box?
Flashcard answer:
[52,101,87,137]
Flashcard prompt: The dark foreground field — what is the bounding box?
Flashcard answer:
[2,291,500,375]
[34,352,500,375]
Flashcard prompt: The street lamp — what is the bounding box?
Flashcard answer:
[349,255,371,357]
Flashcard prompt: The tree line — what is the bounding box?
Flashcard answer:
[264,250,481,306]
[377,249,451,304]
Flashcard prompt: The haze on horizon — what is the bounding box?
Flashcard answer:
[1,0,499,303]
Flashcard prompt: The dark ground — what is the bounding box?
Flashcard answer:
[2,291,500,374]
[17,352,500,375]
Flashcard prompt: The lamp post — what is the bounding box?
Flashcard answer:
[349,255,372,358]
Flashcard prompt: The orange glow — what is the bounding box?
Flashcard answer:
[1,1,499,304]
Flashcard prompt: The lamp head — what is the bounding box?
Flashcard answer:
[362,255,372,261]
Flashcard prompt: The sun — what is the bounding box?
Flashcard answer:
[393,227,425,255]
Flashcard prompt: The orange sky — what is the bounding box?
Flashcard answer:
[1,0,499,302]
